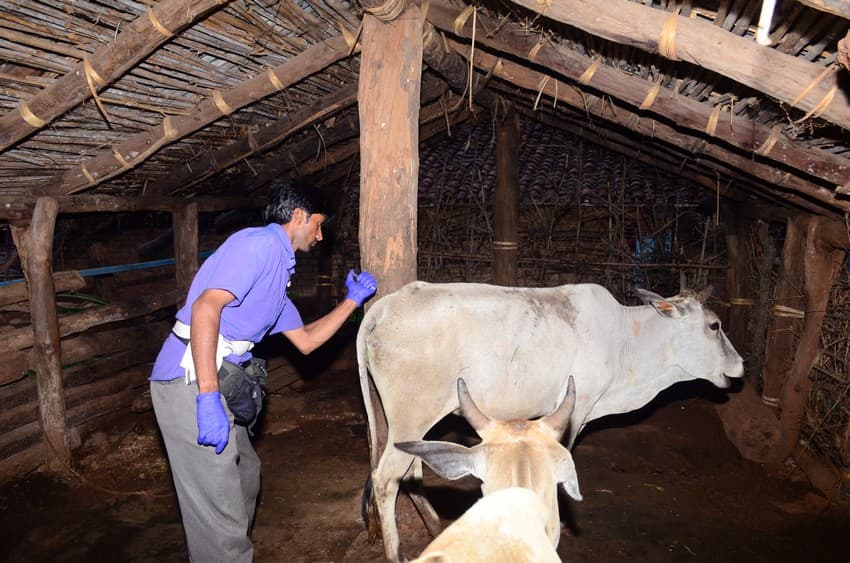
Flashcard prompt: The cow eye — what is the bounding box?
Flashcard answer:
[709,321,720,331]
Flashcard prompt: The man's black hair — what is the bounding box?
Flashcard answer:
[263,179,331,224]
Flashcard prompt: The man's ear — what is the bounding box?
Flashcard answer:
[292,208,306,225]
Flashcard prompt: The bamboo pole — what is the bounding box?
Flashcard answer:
[173,202,199,295]
[0,0,232,151]
[761,216,807,407]
[493,109,520,286]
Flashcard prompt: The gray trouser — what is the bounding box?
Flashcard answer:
[151,378,260,563]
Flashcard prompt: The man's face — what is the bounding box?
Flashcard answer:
[292,210,326,252]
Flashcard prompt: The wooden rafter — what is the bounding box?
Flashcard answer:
[34,34,358,196]
[445,37,850,214]
[145,83,361,196]
[0,0,232,152]
[505,0,850,130]
[428,0,850,191]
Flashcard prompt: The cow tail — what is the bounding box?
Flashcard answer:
[356,308,380,469]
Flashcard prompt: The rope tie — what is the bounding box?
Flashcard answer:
[534,75,550,110]
[18,101,47,127]
[704,104,722,136]
[639,81,662,110]
[247,129,259,152]
[730,298,754,306]
[761,394,780,407]
[162,116,178,140]
[493,241,518,249]
[364,0,405,21]
[772,304,805,319]
[755,125,782,156]
[578,58,602,85]
[790,64,837,117]
[658,9,681,61]
[339,23,358,51]
[80,163,96,184]
[83,56,111,123]
[212,91,233,115]
[147,7,174,38]
[112,148,131,169]
[453,5,475,34]
[528,41,544,62]
[267,68,283,91]
[796,83,838,123]
[535,0,553,13]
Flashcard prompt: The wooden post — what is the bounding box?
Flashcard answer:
[493,109,520,286]
[761,216,806,408]
[358,2,424,297]
[12,197,72,473]
[317,245,334,312]
[173,202,198,295]
[769,217,848,461]
[723,212,752,360]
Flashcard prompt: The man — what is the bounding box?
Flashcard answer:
[149,180,377,562]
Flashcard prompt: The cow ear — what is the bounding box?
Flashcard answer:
[395,440,482,481]
[696,285,714,304]
[558,454,583,502]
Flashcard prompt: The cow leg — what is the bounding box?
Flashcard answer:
[372,445,415,562]
[405,458,442,537]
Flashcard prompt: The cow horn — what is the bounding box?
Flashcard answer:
[457,378,491,434]
[540,376,576,437]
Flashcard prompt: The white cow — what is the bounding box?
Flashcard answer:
[357,282,743,561]
[409,488,560,563]
[399,377,581,563]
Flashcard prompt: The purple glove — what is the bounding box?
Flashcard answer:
[345,269,377,306]
[196,391,229,454]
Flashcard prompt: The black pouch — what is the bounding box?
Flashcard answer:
[218,357,267,432]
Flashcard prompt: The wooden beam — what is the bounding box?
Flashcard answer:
[0,0,231,152]
[505,0,850,129]
[795,0,850,19]
[146,83,360,196]
[0,289,182,355]
[0,271,84,307]
[427,0,850,191]
[0,195,260,221]
[359,3,425,304]
[37,34,359,196]
[19,198,71,473]
[448,39,850,214]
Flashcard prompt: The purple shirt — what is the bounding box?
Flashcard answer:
[150,223,303,381]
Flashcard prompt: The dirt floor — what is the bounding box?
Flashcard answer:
[2,346,850,563]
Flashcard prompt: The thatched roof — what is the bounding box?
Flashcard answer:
[1,0,848,218]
